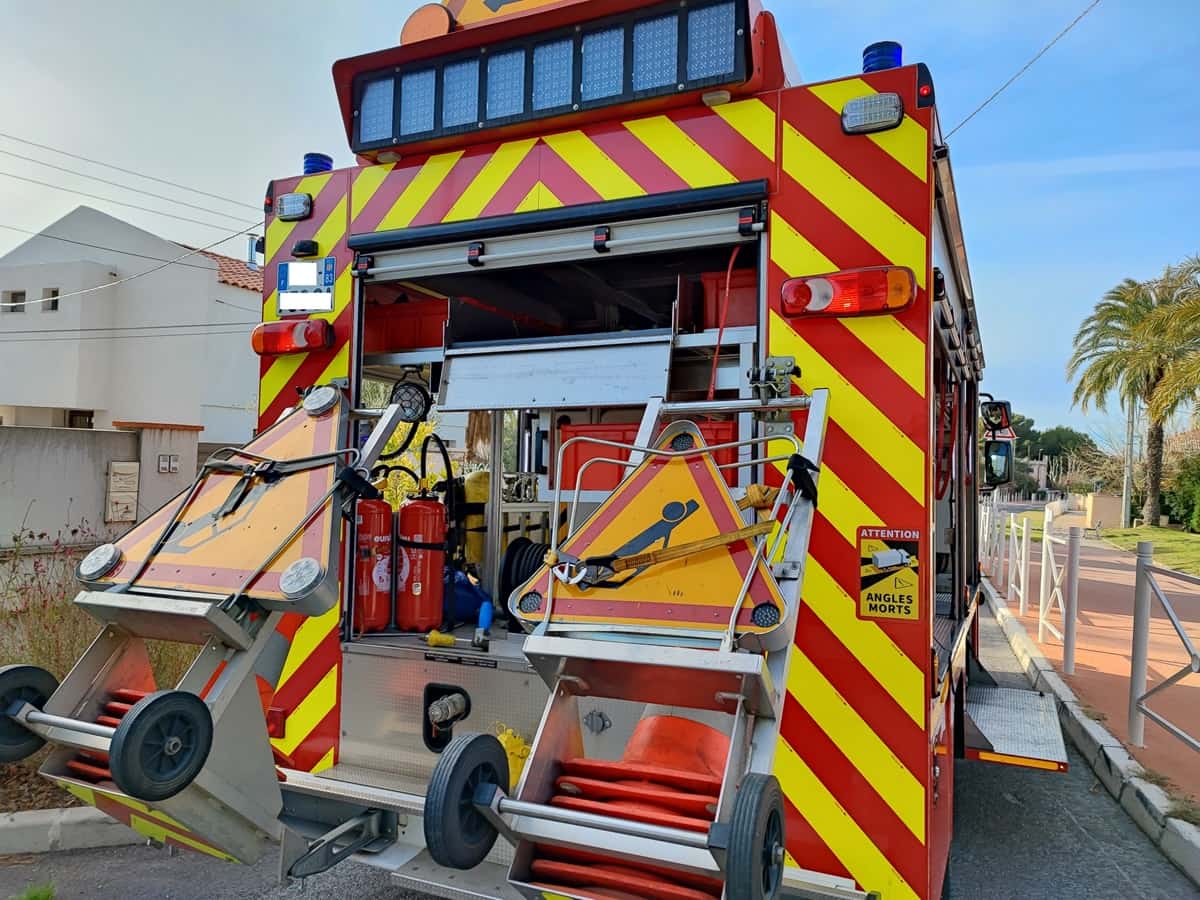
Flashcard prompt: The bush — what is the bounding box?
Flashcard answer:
[1164,455,1200,533]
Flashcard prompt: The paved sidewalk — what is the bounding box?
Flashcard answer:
[1012,529,1200,800]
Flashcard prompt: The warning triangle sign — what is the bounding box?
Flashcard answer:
[509,422,786,637]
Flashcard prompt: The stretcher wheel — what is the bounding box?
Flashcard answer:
[0,665,59,763]
[109,691,213,801]
[725,773,784,900]
[424,732,509,870]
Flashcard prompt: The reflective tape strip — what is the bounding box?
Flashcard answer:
[773,741,921,900]
[265,173,332,259]
[782,123,926,288]
[542,130,647,200]
[351,163,396,220]
[276,604,339,690]
[623,115,737,188]
[272,664,338,757]
[789,653,925,841]
[807,79,928,182]
[445,138,539,222]
[713,98,778,162]
[377,151,464,231]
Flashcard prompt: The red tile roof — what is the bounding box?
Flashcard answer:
[180,246,263,292]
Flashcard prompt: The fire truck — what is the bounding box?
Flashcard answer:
[0,2,1064,898]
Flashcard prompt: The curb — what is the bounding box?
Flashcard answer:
[0,805,141,855]
[982,579,1200,888]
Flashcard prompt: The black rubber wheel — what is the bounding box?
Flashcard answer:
[424,732,509,870]
[0,665,59,763]
[726,773,785,900]
[109,691,213,801]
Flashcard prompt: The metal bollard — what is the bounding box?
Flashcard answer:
[1064,527,1082,675]
[1128,541,1153,747]
[1039,531,1051,625]
[1020,518,1031,615]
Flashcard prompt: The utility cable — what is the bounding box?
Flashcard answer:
[945,0,1102,139]
[0,223,231,271]
[0,328,252,344]
[0,221,260,307]
[0,129,260,212]
[0,320,257,335]
[0,147,248,223]
[0,169,246,231]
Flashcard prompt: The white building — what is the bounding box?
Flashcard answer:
[0,207,260,444]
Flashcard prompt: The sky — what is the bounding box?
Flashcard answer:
[1,0,1198,439]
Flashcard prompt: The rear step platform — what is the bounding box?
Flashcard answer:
[964,685,1069,772]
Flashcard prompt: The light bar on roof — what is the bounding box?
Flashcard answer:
[351,0,749,153]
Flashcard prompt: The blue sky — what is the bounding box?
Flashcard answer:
[2,0,1198,439]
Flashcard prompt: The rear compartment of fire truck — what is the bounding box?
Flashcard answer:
[315,197,778,899]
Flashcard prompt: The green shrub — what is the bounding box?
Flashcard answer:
[1165,455,1200,532]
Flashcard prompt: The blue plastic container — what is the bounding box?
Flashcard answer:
[862,41,903,73]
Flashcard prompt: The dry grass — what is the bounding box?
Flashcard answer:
[1139,767,1175,790]
[1079,703,1108,723]
[1171,797,1200,827]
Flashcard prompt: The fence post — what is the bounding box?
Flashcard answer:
[1039,530,1050,626]
[1007,514,1018,601]
[1020,518,1032,616]
[1128,541,1153,747]
[1064,527,1082,675]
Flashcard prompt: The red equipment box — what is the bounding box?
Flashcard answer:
[362,299,447,353]
[700,269,757,330]
[559,420,738,490]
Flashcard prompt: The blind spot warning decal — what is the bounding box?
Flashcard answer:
[858,526,920,621]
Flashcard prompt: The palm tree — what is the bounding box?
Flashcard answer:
[1068,275,1191,525]
[1146,257,1200,423]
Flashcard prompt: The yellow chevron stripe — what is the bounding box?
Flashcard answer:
[792,460,882,545]
[272,664,338,757]
[769,310,923,503]
[351,163,396,220]
[782,124,926,288]
[265,173,332,260]
[259,352,307,415]
[542,130,645,200]
[807,79,928,182]
[789,653,925,841]
[769,212,925,396]
[309,195,348,258]
[314,341,351,388]
[377,151,464,231]
[624,115,736,188]
[804,557,924,726]
[129,813,238,862]
[313,745,336,774]
[277,604,339,689]
[713,98,777,162]
[445,138,538,222]
[57,781,96,805]
[515,180,565,213]
[774,741,920,900]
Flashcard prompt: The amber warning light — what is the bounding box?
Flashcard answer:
[251,319,333,356]
[782,266,916,317]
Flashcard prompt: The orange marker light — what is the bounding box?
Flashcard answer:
[781,266,916,318]
[251,319,333,356]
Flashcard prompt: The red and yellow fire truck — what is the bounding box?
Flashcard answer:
[1,2,1063,898]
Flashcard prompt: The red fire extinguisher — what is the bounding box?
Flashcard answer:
[396,495,445,632]
[354,499,394,633]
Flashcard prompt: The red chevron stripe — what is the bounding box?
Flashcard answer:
[407,147,495,227]
[587,125,690,194]
[536,143,607,206]
[667,106,775,180]
[350,163,422,233]
[479,150,543,219]
[784,90,928,231]
[271,626,341,713]
[289,705,339,772]
[797,610,927,779]
[783,795,853,885]
[265,173,349,269]
[823,419,925,528]
[781,697,926,892]
[776,170,925,342]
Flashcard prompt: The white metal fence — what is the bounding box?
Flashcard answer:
[1008,514,1032,614]
[1038,526,1082,672]
[1129,542,1200,753]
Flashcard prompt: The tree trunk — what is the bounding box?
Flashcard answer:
[1142,418,1165,525]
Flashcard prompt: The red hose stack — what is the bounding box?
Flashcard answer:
[63,687,148,783]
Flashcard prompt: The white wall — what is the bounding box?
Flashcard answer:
[0,207,257,443]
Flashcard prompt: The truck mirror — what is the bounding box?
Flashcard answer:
[980,400,1011,433]
[983,440,1013,487]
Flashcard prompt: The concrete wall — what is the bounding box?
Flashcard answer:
[0,426,137,548]
[131,427,199,517]
[1086,492,1125,530]
[0,207,257,444]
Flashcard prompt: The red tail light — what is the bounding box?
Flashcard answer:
[781,266,916,317]
[251,319,333,355]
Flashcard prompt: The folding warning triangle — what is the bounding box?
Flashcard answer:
[510,422,786,638]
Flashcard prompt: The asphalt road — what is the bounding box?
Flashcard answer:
[1,612,1196,900]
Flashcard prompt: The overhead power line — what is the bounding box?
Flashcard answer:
[0,328,252,344]
[945,0,1103,139]
[0,223,226,271]
[0,221,261,308]
[0,130,261,212]
[0,170,248,232]
[0,147,249,224]
[0,320,257,335]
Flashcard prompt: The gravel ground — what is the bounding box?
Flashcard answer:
[0,754,77,815]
